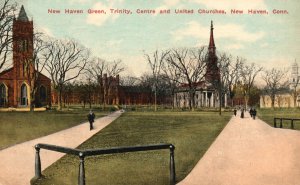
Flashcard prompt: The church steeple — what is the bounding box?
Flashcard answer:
[209,21,216,53]
[205,20,219,84]
[17,5,29,22]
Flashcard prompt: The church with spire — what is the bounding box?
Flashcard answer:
[173,21,227,108]
[0,6,51,108]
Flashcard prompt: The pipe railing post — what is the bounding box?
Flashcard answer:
[78,152,85,185]
[280,118,283,128]
[35,145,42,179]
[274,118,277,128]
[169,145,176,185]
[291,119,294,129]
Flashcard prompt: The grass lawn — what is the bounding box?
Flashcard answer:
[0,109,108,149]
[258,108,300,130]
[34,111,231,185]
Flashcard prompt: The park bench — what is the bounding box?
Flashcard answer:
[273,118,300,129]
[31,143,176,185]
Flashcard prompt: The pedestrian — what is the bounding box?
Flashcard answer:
[233,108,237,116]
[252,109,257,120]
[241,108,244,118]
[249,108,253,118]
[87,110,95,130]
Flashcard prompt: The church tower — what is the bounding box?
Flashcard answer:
[205,21,220,84]
[13,5,33,78]
[12,5,33,106]
[290,60,299,89]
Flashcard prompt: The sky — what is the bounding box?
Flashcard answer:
[16,0,300,77]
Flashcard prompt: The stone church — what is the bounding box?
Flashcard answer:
[0,6,51,108]
[174,21,228,108]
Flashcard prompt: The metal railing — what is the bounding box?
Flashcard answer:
[33,143,176,185]
[273,118,300,129]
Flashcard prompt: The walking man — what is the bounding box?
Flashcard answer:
[241,108,244,118]
[87,110,95,130]
[249,108,253,118]
[233,108,237,116]
[252,109,257,120]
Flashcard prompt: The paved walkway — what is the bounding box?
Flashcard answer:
[178,112,300,185]
[0,110,123,185]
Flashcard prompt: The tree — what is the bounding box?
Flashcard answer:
[211,52,230,115]
[261,68,289,108]
[85,57,106,105]
[44,39,90,110]
[0,0,16,71]
[166,47,207,110]
[86,58,124,108]
[227,57,244,106]
[240,62,263,109]
[120,75,140,86]
[161,58,181,109]
[23,33,50,111]
[144,50,170,111]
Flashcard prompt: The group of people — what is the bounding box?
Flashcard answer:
[233,107,257,119]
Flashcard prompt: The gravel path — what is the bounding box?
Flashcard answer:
[0,110,123,185]
[178,111,300,185]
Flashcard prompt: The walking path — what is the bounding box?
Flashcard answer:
[178,111,300,185]
[0,110,123,185]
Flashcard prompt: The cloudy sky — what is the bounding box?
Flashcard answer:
[18,0,300,77]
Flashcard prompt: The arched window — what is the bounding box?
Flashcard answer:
[0,84,7,107]
[20,84,28,106]
[40,86,46,102]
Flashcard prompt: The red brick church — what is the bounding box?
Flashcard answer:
[0,6,51,108]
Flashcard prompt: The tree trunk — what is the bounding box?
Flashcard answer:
[154,89,157,111]
[30,99,34,112]
[294,90,297,107]
[58,88,63,110]
[219,92,222,115]
[244,95,249,110]
[188,90,193,111]
[271,95,275,109]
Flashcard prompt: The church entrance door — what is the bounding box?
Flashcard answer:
[20,84,28,106]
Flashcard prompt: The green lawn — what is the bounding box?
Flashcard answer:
[34,111,231,185]
[258,108,300,130]
[0,109,108,149]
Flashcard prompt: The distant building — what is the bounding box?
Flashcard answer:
[51,74,155,106]
[260,60,300,108]
[0,6,51,108]
[290,60,300,90]
[173,21,228,108]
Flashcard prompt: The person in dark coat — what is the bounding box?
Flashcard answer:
[252,109,257,120]
[233,108,237,116]
[87,110,95,130]
[249,108,253,118]
[241,108,244,118]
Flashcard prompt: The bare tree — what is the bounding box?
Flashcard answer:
[0,0,17,71]
[240,62,263,109]
[23,33,50,111]
[261,68,289,108]
[86,58,124,108]
[161,57,181,109]
[210,52,230,115]
[44,39,90,110]
[120,75,140,86]
[86,57,107,105]
[106,59,125,77]
[227,57,244,106]
[144,50,170,111]
[166,47,207,110]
